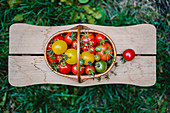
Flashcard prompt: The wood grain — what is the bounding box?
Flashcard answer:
[9,23,156,54]
[9,56,156,87]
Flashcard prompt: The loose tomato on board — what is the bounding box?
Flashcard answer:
[96,42,113,61]
[71,40,77,49]
[85,65,95,75]
[64,32,77,45]
[58,63,71,74]
[48,54,57,63]
[72,64,85,75]
[52,40,67,55]
[53,36,63,41]
[123,49,135,61]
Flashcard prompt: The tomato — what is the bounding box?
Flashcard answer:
[56,55,64,62]
[59,63,71,74]
[96,42,113,61]
[65,49,77,65]
[95,34,106,44]
[80,59,84,65]
[64,32,77,45]
[94,54,100,61]
[48,54,57,63]
[81,51,94,65]
[89,46,96,54]
[85,65,95,75]
[47,44,52,49]
[52,40,67,55]
[72,64,85,75]
[82,46,88,51]
[71,40,77,49]
[89,39,97,46]
[53,36,63,41]
[95,61,107,73]
[123,49,135,61]
[81,33,95,44]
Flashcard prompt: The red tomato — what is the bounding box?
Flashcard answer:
[96,42,113,61]
[71,40,77,49]
[59,63,71,74]
[85,65,95,75]
[89,39,97,46]
[123,49,135,61]
[82,46,88,51]
[89,46,96,54]
[47,44,52,49]
[48,54,57,63]
[95,34,105,44]
[53,36,63,41]
[81,33,95,44]
[56,55,64,62]
[72,64,85,75]
[64,32,76,45]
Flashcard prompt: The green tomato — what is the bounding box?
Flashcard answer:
[80,59,84,65]
[95,61,107,73]
[95,46,102,52]
[94,55,100,61]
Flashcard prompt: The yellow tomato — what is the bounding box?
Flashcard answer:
[52,40,67,55]
[81,51,94,65]
[65,49,77,65]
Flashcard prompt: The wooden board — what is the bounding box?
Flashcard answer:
[9,56,156,86]
[9,23,156,54]
[9,23,156,86]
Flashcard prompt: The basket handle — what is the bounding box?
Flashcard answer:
[77,25,81,83]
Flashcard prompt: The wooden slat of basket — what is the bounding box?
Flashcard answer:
[9,56,156,86]
[9,24,156,54]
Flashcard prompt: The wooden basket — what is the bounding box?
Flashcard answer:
[44,25,117,83]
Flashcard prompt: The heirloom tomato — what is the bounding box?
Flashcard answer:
[52,40,67,55]
[65,49,77,65]
[64,32,77,45]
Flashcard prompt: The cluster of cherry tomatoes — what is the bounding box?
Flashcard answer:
[46,31,114,75]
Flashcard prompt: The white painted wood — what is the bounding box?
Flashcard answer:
[9,56,156,86]
[9,24,156,54]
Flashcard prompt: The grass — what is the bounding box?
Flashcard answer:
[0,0,169,112]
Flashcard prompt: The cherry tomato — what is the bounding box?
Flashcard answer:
[96,42,113,61]
[94,54,100,61]
[52,40,67,55]
[95,34,106,44]
[56,55,64,62]
[64,32,76,45]
[65,49,77,65]
[89,39,97,46]
[53,36,63,41]
[89,46,96,54]
[82,46,88,51]
[81,33,95,44]
[59,63,71,74]
[123,49,135,61]
[71,40,77,49]
[81,51,94,65]
[48,54,57,63]
[72,64,85,75]
[85,65,95,75]
[47,44,52,49]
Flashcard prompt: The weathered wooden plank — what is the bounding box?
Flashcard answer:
[9,56,156,86]
[9,24,156,54]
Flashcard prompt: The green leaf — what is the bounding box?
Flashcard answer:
[82,5,93,14]
[7,0,23,8]
[92,10,102,19]
[86,14,95,24]
[70,11,80,23]
[78,0,89,4]
[14,13,24,22]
